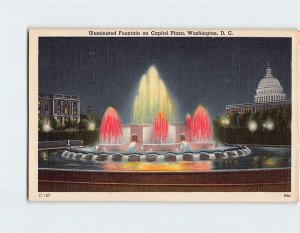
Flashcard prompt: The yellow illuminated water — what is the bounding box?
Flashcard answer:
[133,66,174,123]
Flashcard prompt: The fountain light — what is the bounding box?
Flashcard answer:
[185,113,191,129]
[99,106,122,144]
[248,120,258,132]
[190,106,212,142]
[133,66,174,124]
[152,111,168,143]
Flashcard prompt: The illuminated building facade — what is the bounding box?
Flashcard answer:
[38,94,80,125]
[225,64,291,115]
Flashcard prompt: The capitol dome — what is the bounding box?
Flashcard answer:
[254,64,286,103]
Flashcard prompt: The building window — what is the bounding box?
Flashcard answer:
[73,102,77,114]
[64,102,68,115]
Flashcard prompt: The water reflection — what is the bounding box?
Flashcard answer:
[38,146,291,172]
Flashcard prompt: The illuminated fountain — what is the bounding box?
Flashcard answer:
[152,111,168,144]
[187,106,214,150]
[185,113,191,128]
[95,107,128,151]
[190,106,212,142]
[99,107,122,144]
[133,65,174,124]
[61,65,251,170]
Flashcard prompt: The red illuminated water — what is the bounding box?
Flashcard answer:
[190,106,212,142]
[152,111,168,143]
[185,113,192,141]
[99,107,122,144]
[185,113,191,129]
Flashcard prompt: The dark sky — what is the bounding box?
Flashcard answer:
[39,37,291,123]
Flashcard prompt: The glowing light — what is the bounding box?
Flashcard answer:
[42,121,51,132]
[263,119,274,131]
[152,111,168,143]
[248,120,258,132]
[221,117,230,127]
[40,151,48,161]
[263,158,278,168]
[133,65,174,124]
[87,121,96,131]
[190,106,212,142]
[99,107,122,144]
[102,161,213,172]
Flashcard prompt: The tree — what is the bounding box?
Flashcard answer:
[78,119,89,130]
[80,114,101,130]
[229,112,238,128]
[51,118,62,130]
[65,118,77,129]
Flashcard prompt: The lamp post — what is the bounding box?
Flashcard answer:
[263,119,274,145]
[248,120,258,144]
[221,117,230,144]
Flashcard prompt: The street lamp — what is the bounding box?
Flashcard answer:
[262,119,274,145]
[42,121,51,132]
[263,119,274,131]
[248,120,258,132]
[87,121,96,131]
[247,119,258,144]
[221,117,230,127]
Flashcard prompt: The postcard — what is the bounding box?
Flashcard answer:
[28,29,299,201]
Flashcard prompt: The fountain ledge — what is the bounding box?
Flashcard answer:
[61,145,252,162]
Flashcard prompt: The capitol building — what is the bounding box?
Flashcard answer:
[254,63,286,103]
[225,64,291,115]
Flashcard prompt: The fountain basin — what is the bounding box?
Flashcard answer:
[96,141,216,152]
[142,143,181,152]
[96,144,129,152]
[61,145,252,163]
[188,142,216,150]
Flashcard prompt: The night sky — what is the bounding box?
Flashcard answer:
[38,37,291,123]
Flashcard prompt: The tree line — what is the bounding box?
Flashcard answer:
[38,114,101,131]
[213,107,291,145]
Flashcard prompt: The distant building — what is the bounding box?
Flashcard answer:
[254,63,286,103]
[225,101,291,115]
[87,106,92,115]
[38,94,80,125]
[225,64,291,115]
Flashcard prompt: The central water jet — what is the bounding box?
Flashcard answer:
[133,66,174,124]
